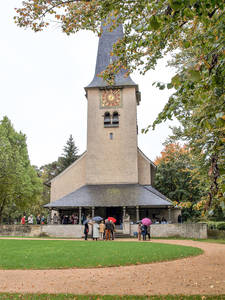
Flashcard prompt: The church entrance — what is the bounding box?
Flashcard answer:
[105,207,123,225]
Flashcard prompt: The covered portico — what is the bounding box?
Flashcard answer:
[45,184,177,226]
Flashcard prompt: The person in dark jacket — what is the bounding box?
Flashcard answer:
[141,224,147,241]
[84,223,89,240]
[110,220,115,240]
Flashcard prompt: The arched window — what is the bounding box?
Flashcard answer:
[112,111,119,126]
[104,112,111,127]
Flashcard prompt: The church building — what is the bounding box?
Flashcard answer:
[45,21,179,230]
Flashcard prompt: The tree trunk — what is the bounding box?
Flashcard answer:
[206,155,219,211]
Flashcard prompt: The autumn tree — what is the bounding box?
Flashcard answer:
[154,143,206,220]
[15,0,225,214]
[0,116,43,223]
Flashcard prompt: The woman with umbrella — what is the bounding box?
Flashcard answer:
[141,218,152,241]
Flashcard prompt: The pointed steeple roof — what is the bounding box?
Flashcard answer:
[86,20,137,89]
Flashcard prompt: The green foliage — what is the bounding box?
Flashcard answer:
[154,143,206,220]
[58,134,79,172]
[0,117,43,223]
[0,239,202,269]
[38,135,79,209]
[202,221,225,231]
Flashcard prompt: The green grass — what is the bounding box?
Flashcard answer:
[0,240,202,270]
[151,237,225,244]
[0,294,224,300]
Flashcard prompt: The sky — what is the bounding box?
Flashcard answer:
[1,1,177,168]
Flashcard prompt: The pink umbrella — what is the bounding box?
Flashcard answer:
[142,218,152,226]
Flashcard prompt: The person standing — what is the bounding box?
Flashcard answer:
[41,215,45,225]
[53,213,58,224]
[146,225,151,240]
[21,215,26,225]
[110,220,115,240]
[99,221,105,240]
[36,214,41,225]
[141,224,147,241]
[28,215,33,225]
[92,221,100,241]
[105,219,111,241]
[138,223,142,240]
[84,222,89,240]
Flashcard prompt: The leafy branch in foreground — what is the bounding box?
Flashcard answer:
[14,0,225,215]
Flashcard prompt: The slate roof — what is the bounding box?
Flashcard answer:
[44,184,173,209]
[86,21,137,89]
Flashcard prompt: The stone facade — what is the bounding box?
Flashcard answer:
[86,87,138,185]
[138,149,155,185]
[50,152,86,202]
[50,87,156,202]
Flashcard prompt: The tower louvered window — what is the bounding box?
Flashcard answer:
[104,112,111,127]
[112,111,119,127]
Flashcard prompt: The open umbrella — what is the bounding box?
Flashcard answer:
[141,218,152,226]
[92,216,103,222]
[108,217,116,223]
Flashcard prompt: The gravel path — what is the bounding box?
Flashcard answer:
[0,239,225,295]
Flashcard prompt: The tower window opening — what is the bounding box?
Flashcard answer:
[104,112,111,127]
[112,111,119,126]
[109,132,113,140]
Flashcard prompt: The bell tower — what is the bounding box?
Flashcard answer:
[85,21,140,185]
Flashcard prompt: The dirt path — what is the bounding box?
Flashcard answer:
[0,239,225,295]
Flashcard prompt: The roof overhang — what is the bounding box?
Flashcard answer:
[44,184,173,209]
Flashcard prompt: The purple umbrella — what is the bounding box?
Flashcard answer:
[142,218,152,226]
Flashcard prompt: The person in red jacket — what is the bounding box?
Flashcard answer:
[21,215,26,225]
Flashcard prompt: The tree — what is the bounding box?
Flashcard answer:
[154,143,206,220]
[14,0,224,213]
[58,134,79,172]
[39,135,79,207]
[0,117,43,223]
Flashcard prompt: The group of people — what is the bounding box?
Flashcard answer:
[137,223,151,241]
[20,214,46,225]
[84,219,116,241]
[152,216,167,224]
[60,214,79,225]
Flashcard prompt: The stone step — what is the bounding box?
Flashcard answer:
[115,233,131,238]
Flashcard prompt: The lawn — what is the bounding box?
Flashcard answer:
[0,294,224,300]
[0,239,202,269]
[151,237,225,244]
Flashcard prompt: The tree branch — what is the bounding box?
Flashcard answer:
[40,0,90,18]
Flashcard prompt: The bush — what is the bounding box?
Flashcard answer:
[217,223,225,230]
[200,221,225,231]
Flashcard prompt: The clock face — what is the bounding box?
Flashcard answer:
[100,89,121,108]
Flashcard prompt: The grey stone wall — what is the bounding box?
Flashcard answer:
[0,225,41,237]
[42,225,83,238]
[0,223,207,239]
[131,223,207,239]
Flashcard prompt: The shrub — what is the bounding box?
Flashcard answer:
[217,223,225,230]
